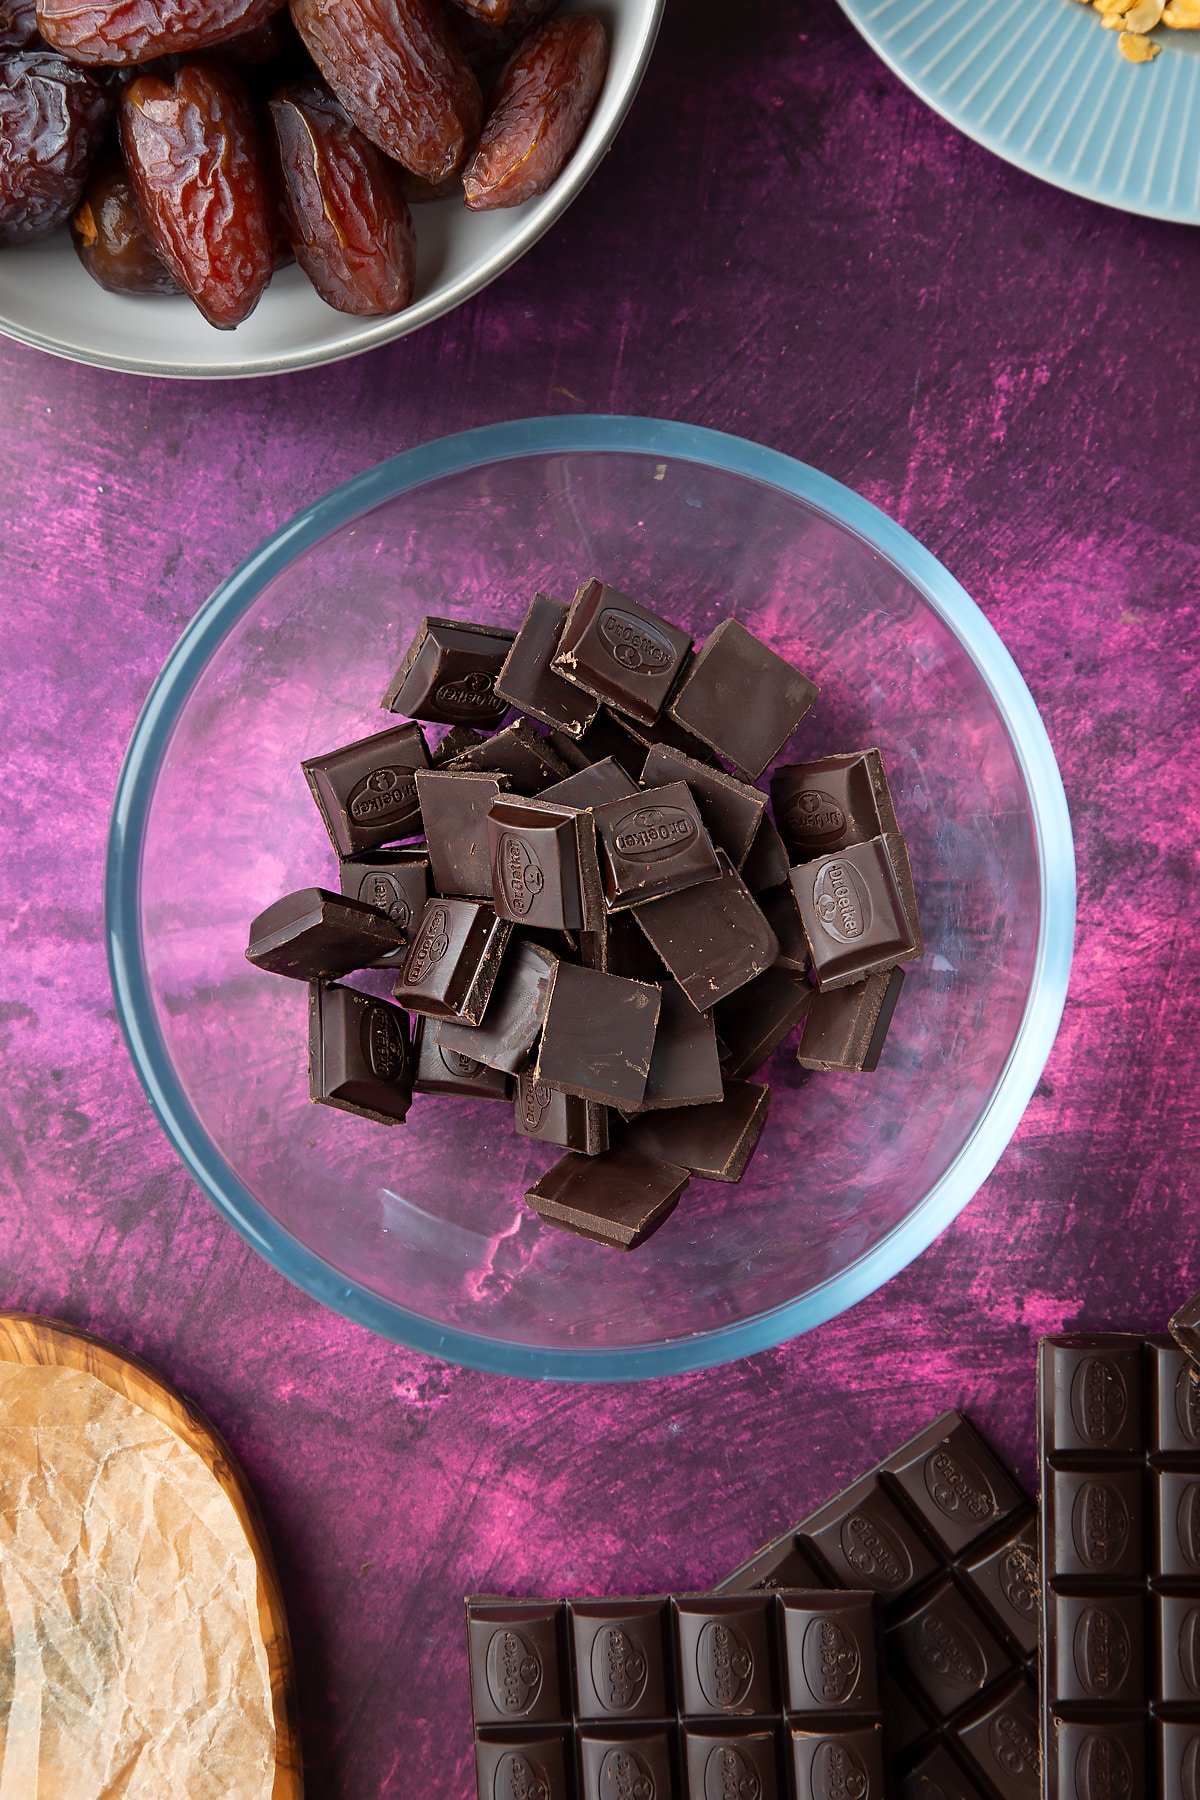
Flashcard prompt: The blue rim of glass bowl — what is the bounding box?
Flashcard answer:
[105,416,1076,1382]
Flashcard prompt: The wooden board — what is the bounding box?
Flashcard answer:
[0,1311,303,1800]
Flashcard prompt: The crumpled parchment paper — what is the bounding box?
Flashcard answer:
[0,1361,276,1800]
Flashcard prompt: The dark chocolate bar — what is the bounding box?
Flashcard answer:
[414,768,510,899]
[619,980,723,1115]
[301,720,429,855]
[246,887,407,979]
[338,847,430,964]
[307,982,413,1124]
[622,1079,770,1182]
[1038,1334,1200,1800]
[495,593,601,737]
[641,744,767,869]
[525,1145,688,1249]
[634,852,779,1011]
[533,963,661,1109]
[436,940,557,1075]
[467,1587,886,1797]
[514,1070,610,1156]
[552,580,692,727]
[412,1020,512,1099]
[718,1412,1040,1800]
[592,783,721,913]
[789,836,919,991]
[796,968,905,1074]
[666,619,819,779]
[713,966,812,1079]
[391,897,512,1024]
[444,716,573,794]
[381,616,513,724]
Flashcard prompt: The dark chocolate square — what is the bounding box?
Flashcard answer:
[674,1596,775,1717]
[437,941,557,1075]
[713,966,812,1080]
[569,1599,671,1720]
[779,1593,880,1714]
[1152,1340,1200,1453]
[552,580,692,727]
[802,1476,937,1599]
[467,1602,566,1727]
[525,1145,688,1250]
[307,982,413,1125]
[391,897,512,1024]
[475,1732,574,1800]
[634,852,780,1011]
[1051,1593,1143,1705]
[790,1726,886,1800]
[795,968,905,1074]
[534,963,661,1108]
[1050,1719,1144,1800]
[1155,1470,1200,1577]
[641,744,766,868]
[1160,1721,1200,1800]
[740,814,791,895]
[381,616,513,725]
[954,1678,1040,1800]
[339,848,430,965]
[961,1518,1040,1658]
[621,980,723,1115]
[1041,1339,1144,1457]
[1049,1468,1142,1580]
[622,1081,770,1184]
[887,1416,1024,1558]
[246,887,407,980]
[578,1729,676,1800]
[888,1581,1012,1720]
[514,1070,610,1155]
[488,796,594,932]
[666,618,818,778]
[790,836,918,991]
[1156,1594,1200,1704]
[771,754,884,861]
[592,782,721,911]
[414,768,510,898]
[413,1022,511,1099]
[301,721,429,855]
[495,593,601,737]
[682,1728,779,1800]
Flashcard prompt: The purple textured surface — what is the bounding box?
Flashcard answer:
[0,1,1197,1793]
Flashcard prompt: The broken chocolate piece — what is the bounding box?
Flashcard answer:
[641,743,766,868]
[741,813,792,895]
[758,885,810,974]
[444,716,572,793]
[538,757,638,811]
[391,897,512,1024]
[633,852,779,1011]
[487,795,600,933]
[796,967,905,1073]
[338,847,430,964]
[414,768,510,898]
[436,940,557,1075]
[514,1069,609,1155]
[301,721,429,855]
[620,980,723,1116]
[430,724,485,765]
[546,707,646,777]
[551,579,692,727]
[1170,1291,1200,1367]
[713,967,813,1079]
[495,592,601,737]
[789,836,918,990]
[525,1144,689,1248]
[381,616,513,724]
[592,782,721,913]
[246,887,407,979]
[307,981,413,1124]
[412,1020,511,1099]
[667,618,819,779]
[621,1079,770,1182]
[533,963,661,1108]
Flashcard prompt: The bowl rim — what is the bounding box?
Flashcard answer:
[0,0,665,381]
[105,415,1076,1380]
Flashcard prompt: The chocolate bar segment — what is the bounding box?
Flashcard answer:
[1038,1334,1200,1800]
[246,887,407,979]
[552,580,692,727]
[741,813,791,895]
[533,963,661,1108]
[525,1146,687,1249]
[487,796,599,933]
[714,967,812,1080]
[301,720,429,855]
[307,982,413,1124]
[414,768,510,899]
[622,1080,770,1183]
[339,847,430,965]
[796,968,905,1073]
[381,616,513,724]
[391,897,512,1024]
[620,980,723,1115]
[412,1022,511,1099]
[539,757,639,812]
[634,852,779,1011]
[592,782,721,913]
[641,744,767,869]
[443,716,573,794]
[436,940,557,1075]
[514,1070,609,1156]
[790,836,919,990]
[495,593,601,738]
[1171,1289,1200,1368]
[666,618,819,779]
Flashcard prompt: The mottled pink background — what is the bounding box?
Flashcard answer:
[0,2,1198,1793]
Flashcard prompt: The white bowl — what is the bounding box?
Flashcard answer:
[0,0,662,379]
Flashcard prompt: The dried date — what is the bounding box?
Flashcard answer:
[0,0,37,49]
[35,0,285,67]
[463,12,605,210]
[270,83,416,316]
[70,155,179,293]
[120,61,273,327]
[442,0,560,75]
[0,48,111,244]
[289,0,481,183]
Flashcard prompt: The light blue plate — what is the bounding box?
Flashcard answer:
[839,0,1200,222]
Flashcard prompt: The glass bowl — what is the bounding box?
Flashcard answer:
[106,417,1074,1379]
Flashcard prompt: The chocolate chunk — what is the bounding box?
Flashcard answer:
[620,981,723,1115]
[487,796,601,933]
[741,813,792,894]
[301,720,429,855]
[592,782,721,913]
[773,750,924,955]
[791,1725,886,1799]
[758,885,810,973]
[579,1729,674,1800]
[641,743,767,868]
[713,968,812,1079]
[538,757,638,811]
[246,887,406,979]
[338,848,430,964]
[634,852,779,1010]
[381,616,513,725]
[430,724,485,764]
[495,593,600,737]
[466,1601,566,1726]
[551,579,692,726]
[524,1145,688,1248]
[414,768,510,898]
[475,1734,572,1800]
[580,910,666,983]
[683,1728,780,1799]
[514,1070,609,1156]
[608,704,723,768]
[436,941,557,1075]
[546,707,646,778]
[796,967,905,1073]
[622,1079,769,1182]
[533,963,661,1108]
[391,897,512,1024]
[789,836,918,990]
[1171,1289,1200,1367]
[444,716,572,794]
[666,618,819,778]
[307,982,413,1124]
[412,1021,511,1099]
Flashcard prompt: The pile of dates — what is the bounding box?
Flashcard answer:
[0,0,608,326]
